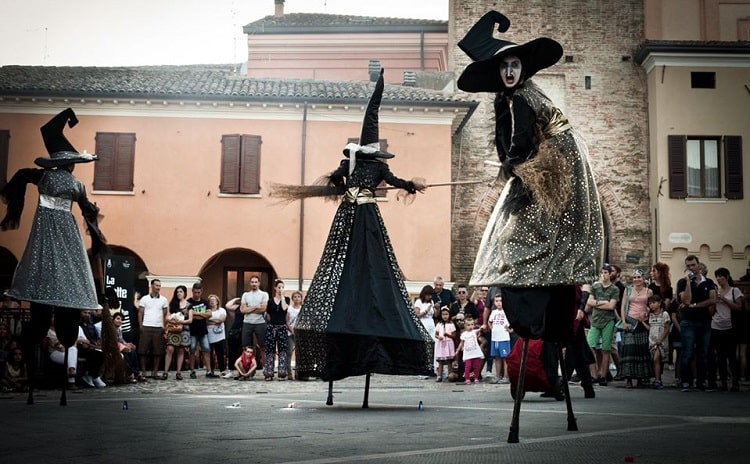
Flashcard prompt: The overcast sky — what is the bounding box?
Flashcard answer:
[1,0,449,67]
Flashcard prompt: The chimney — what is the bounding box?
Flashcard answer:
[403,71,417,87]
[368,59,381,82]
[274,0,284,17]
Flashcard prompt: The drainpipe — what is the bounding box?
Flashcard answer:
[420,32,425,70]
[298,101,308,291]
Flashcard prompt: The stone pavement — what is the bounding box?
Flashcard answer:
[2,368,750,464]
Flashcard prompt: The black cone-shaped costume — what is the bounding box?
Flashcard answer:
[293,71,433,381]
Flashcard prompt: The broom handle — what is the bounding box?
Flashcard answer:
[380,180,487,190]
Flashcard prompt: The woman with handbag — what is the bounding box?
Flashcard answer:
[206,294,228,378]
[164,285,192,380]
[620,270,654,388]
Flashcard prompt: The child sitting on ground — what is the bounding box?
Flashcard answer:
[235,346,257,380]
[1,347,28,393]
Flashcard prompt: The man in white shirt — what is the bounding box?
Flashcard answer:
[240,276,269,368]
[137,279,168,380]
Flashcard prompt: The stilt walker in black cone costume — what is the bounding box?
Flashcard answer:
[457,12,604,441]
[271,69,434,407]
[1,108,106,405]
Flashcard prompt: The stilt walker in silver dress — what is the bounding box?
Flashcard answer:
[1,108,106,405]
[457,11,604,442]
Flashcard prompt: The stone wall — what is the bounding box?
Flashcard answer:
[449,0,651,284]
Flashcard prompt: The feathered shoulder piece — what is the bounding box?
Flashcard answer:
[1,168,44,230]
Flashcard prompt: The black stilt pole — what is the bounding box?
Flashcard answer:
[362,373,371,408]
[557,343,577,431]
[60,348,69,406]
[508,337,529,443]
[326,380,334,405]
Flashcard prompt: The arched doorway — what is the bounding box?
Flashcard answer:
[108,245,149,298]
[198,248,277,304]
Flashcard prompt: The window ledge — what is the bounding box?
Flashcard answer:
[684,197,727,204]
[217,193,262,199]
[92,190,135,196]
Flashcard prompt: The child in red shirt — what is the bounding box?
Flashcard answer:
[235,346,257,380]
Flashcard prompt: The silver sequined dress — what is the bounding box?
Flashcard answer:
[6,168,100,310]
[294,159,434,381]
[470,81,603,288]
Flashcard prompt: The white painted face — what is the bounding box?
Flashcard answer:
[500,55,523,89]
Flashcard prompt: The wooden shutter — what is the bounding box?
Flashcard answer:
[220,135,241,194]
[724,135,743,200]
[114,133,135,191]
[94,133,116,191]
[668,135,687,199]
[94,133,135,191]
[0,130,9,189]
[239,135,261,194]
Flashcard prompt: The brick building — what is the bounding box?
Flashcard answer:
[449,0,650,283]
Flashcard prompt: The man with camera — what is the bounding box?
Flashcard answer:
[676,254,717,392]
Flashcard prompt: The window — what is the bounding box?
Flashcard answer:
[0,130,8,190]
[220,134,261,194]
[668,135,743,199]
[94,133,136,191]
[690,72,715,89]
[347,137,388,197]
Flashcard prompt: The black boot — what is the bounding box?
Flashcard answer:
[583,381,595,399]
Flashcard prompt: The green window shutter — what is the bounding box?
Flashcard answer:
[724,136,743,200]
[668,135,687,199]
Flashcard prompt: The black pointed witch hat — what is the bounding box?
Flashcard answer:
[457,11,563,93]
[342,68,395,159]
[35,108,97,168]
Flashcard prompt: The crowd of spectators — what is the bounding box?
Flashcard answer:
[1,263,748,394]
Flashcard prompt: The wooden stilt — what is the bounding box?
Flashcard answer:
[557,343,577,431]
[362,373,371,408]
[326,380,334,405]
[507,337,529,443]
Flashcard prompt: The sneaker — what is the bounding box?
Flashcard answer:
[651,380,663,390]
[93,377,106,388]
[499,377,510,384]
[190,371,197,379]
[81,374,95,387]
[206,372,217,379]
[681,383,692,392]
[464,380,471,385]
[221,371,234,379]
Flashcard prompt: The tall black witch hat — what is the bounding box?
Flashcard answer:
[35,108,97,168]
[342,68,395,161]
[457,11,563,93]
